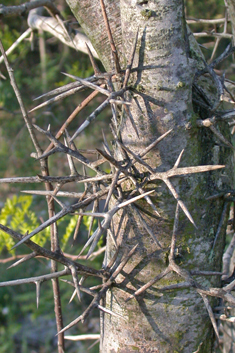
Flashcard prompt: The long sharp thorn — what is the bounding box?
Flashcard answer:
[78,227,100,257]
[86,227,103,259]
[164,178,196,227]
[164,165,225,178]
[57,314,83,335]
[124,105,139,138]
[123,28,139,88]
[108,227,117,248]
[118,190,155,209]
[97,304,125,319]
[88,185,98,237]
[36,147,59,160]
[133,206,162,248]
[126,268,170,302]
[109,99,131,105]
[72,214,83,246]
[169,203,180,260]
[102,130,111,154]
[69,289,77,304]
[70,266,81,301]
[88,215,96,238]
[57,298,97,335]
[33,81,81,101]
[64,136,78,176]
[35,281,40,309]
[173,149,184,169]
[212,201,229,250]
[118,141,153,172]
[85,43,101,76]
[11,208,67,249]
[62,72,109,96]
[209,125,235,150]
[140,129,173,158]
[29,85,84,112]
[100,0,121,73]
[70,99,109,142]
[64,334,100,341]
[104,171,120,210]
[7,252,37,269]
[199,293,220,341]
[77,212,106,218]
[50,194,66,209]
[144,195,160,216]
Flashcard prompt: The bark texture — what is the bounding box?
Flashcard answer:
[67,0,232,352]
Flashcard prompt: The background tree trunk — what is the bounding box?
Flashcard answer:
[65,0,233,352]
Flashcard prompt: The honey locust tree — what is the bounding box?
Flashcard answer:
[1,0,235,352]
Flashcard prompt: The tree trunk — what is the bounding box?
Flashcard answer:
[67,0,232,352]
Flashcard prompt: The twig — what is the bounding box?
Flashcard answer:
[0,0,60,17]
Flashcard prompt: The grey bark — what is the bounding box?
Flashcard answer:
[66,0,232,352]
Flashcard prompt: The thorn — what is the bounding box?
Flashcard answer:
[70,98,109,142]
[57,314,83,335]
[123,28,139,88]
[64,136,79,176]
[104,171,120,210]
[96,304,125,319]
[123,105,139,138]
[209,125,235,150]
[99,0,121,73]
[7,252,37,269]
[85,42,101,76]
[163,178,196,228]
[126,268,170,302]
[62,72,109,96]
[29,84,84,113]
[132,205,162,248]
[86,226,104,259]
[173,149,184,169]
[70,265,81,301]
[117,190,155,209]
[11,208,68,249]
[73,214,83,246]
[140,129,173,158]
[169,203,180,261]
[35,281,41,309]
[212,201,229,250]
[108,227,117,248]
[199,292,220,341]
[69,289,77,304]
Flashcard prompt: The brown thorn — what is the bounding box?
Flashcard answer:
[44,89,101,154]
[99,0,121,73]
[85,43,102,76]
